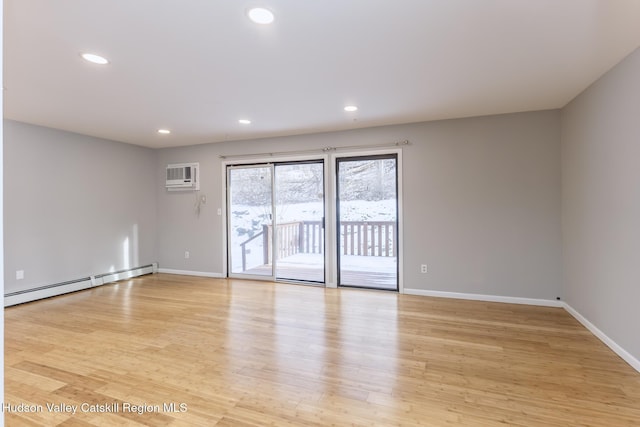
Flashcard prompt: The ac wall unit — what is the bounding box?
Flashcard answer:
[166,163,200,191]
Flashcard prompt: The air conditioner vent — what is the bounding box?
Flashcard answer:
[166,163,199,191]
[167,166,191,181]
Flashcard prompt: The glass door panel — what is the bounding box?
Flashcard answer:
[274,162,325,283]
[227,160,326,284]
[228,165,274,277]
[336,155,398,290]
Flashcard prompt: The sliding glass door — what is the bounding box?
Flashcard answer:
[274,162,325,282]
[228,165,274,278]
[336,154,398,290]
[227,161,325,283]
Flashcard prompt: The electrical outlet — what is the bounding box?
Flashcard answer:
[184,251,190,259]
[217,208,222,216]
[16,270,24,280]
[420,264,428,274]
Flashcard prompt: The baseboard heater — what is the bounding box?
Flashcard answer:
[4,263,159,307]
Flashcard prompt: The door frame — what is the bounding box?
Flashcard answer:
[329,148,403,293]
[335,153,400,291]
[222,154,331,282]
[273,159,326,284]
[220,147,403,293]
[226,163,276,281]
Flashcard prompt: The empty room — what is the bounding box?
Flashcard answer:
[2,1,640,426]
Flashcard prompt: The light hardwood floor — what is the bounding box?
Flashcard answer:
[5,274,640,426]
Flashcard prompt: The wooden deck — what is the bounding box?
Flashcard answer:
[245,254,397,289]
[5,274,640,426]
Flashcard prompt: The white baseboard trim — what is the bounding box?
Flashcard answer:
[157,268,224,278]
[401,288,639,373]
[562,303,640,373]
[403,288,563,307]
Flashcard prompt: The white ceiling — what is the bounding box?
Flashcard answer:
[4,0,640,149]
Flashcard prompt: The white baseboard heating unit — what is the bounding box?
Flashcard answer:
[4,263,158,307]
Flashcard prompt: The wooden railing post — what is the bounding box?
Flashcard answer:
[263,224,270,264]
[299,222,305,253]
[241,242,247,271]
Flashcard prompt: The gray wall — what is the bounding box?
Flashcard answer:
[3,120,157,293]
[4,111,563,301]
[561,47,640,360]
[157,110,562,299]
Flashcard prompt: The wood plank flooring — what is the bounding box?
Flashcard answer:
[5,273,640,426]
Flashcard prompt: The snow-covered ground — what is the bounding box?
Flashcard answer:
[230,199,396,237]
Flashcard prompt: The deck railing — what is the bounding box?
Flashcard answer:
[339,221,396,257]
[239,220,395,271]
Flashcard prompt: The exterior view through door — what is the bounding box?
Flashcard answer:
[337,154,398,290]
[227,161,325,283]
[227,153,398,291]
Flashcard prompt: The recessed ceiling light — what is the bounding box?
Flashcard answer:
[81,53,109,65]
[238,119,252,125]
[247,7,275,24]
[157,129,171,134]
[344,105,358,112]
